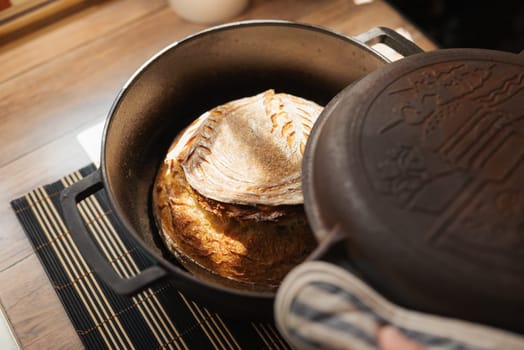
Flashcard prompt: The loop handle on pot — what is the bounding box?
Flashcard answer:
[60,170,168,295]
[306,225,346,262]
[356,26,423,58]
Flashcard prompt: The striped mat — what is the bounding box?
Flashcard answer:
[11,164,290,350]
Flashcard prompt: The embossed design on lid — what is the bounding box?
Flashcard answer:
[363,59,524,260]
[303,49,524,333]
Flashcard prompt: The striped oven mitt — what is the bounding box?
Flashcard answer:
[274,261,524,350]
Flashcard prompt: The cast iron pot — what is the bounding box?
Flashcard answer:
[60,20,420,320]
[304,48,524,333]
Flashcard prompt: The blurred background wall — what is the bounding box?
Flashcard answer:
[387,0,524,52]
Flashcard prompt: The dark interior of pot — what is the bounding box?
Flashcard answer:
[101,22,387,293]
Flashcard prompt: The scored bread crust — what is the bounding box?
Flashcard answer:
[181,89,323,206]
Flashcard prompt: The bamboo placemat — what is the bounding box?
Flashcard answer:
[11,164,290,350]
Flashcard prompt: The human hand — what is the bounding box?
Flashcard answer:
[378,326,424,350]
[275,261,524,350]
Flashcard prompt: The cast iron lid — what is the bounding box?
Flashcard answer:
[303,48,524,332]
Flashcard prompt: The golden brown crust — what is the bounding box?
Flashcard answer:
[153,156,317,287]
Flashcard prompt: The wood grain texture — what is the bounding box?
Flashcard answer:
[0,0,436,347]
[0,254,83,349]
[0,0,167,83]
[0,7,198,167]
[0,128,93,273]
[0,0,94,44]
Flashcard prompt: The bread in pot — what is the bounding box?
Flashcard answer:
[153,90,322,290]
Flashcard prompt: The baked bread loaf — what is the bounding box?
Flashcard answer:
[153,90,321,290]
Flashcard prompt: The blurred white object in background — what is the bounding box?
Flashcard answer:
[0,303,20,350]
[167,0,250,24]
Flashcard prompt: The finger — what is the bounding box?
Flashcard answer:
[378,326,425,350]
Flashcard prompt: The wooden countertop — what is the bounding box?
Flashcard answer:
[0,0,436,348]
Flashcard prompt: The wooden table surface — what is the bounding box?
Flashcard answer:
[0,0,436,348]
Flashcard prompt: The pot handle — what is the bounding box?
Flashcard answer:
[306,225,346,261]
[60,169,168,295]
[356,26,424,58]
